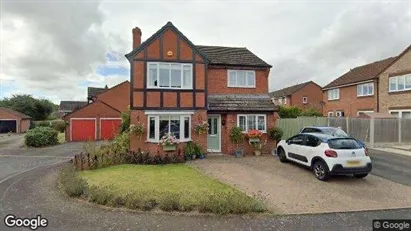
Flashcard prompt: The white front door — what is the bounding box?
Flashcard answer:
[207,115,221,152]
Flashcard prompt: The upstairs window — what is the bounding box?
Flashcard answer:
[303,96,308,104]
[147,62,192,89]
[328,88,340,100]
[227,70,256,88]
[357,82,374,96]
[389,74,411,92]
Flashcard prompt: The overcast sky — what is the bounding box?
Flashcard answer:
[1,0,410,103]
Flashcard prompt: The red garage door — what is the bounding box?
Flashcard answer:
[71,119,96,141]
[100,118,122,140]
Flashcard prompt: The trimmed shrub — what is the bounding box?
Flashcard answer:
[25,126,58,147]
[277,106,302,118]
[267,127,284,141]
[51,120,66,132]
[58,165,88,197]
[158,193,181,212]
[88,186,115,205]
[34,121,51,128]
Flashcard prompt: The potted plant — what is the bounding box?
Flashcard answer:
[193,121,209,135]
[130,122,145,140]
[246,129,263,143]
[230,126,244,158]
[249,139,267,156]
[267,127,284,155]
[159,133,179,151]
[184,141,195,160]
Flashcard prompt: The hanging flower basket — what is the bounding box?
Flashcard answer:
[193,121,209,135]
[130,122,145,140]
[246,129,263,143]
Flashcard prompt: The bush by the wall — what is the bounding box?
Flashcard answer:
[25,126,58,147]
[267,127,284,141]
[58,165,88,197]
[34,121,51,128]
[277,106,302,118]
[51,120,66,132]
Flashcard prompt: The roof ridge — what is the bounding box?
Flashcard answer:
[350,56,397,71]
[196,45,247,49]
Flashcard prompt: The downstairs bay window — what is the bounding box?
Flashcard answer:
[146,114,191,142]
[237,114,266,132]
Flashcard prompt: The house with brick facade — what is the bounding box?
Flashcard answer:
[269,81,323,112]
[125,22,276,155]
[322,44,411,118]
[63,81,130,141]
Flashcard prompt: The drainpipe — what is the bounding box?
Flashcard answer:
[376,78,379,112]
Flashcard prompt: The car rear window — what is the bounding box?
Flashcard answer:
[328,139,361,149]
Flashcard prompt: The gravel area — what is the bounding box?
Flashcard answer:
[190,155,411,214]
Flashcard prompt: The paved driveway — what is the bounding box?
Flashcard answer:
[191,155,411,215]
[0,133,25,149]
[369,149,411,186]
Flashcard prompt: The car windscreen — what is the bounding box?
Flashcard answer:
[322,128,349,138]
[328,139,361,149]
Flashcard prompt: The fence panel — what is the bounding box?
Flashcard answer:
[349,118,370,142]
[401,118,411,142]
[374,118,399,143]
[329,118,347,132]
[275,117,328,140]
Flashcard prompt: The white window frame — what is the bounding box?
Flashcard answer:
[227,70,256,88]
[336,111,344,117]
[302,96,308,104]
[389,74,411,92]
[328,88,340,100]
[236,114,266,133]
[357,82,374,97]
[146,114,191,143]
[328,111,334,117]
[389,109,411,118]
[357,110,374,116]
[147,62,193,89]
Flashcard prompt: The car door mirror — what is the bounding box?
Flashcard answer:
[287,140,292,145]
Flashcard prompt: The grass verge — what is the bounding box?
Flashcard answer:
[76,164,266,214]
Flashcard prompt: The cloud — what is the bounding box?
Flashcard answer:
[1,0,410,103]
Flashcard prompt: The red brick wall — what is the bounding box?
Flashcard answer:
[220,112,277,155]
[290,82,323,112]
[21,119,30,133]
[323,82,377,117]
[64,101,121,141]
[207,67,270,94]
[96,81,130,113]
[129,110,207,156]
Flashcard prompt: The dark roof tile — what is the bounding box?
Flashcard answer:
[208,94,275,112]
[269,81,314,98]
[0,107,31,119]
[88,86,108,98]
[59,101,88,111]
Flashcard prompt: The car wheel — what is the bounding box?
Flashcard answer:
[354,173,368,178]
[277,147,287,163]
[313,160,329,181]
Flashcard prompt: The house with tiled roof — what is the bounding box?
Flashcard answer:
[125,21,276,155]
[269,81,323,112]
[323,44,411,118]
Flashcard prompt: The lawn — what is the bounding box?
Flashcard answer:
[79,164,265,214]
[58,132,65,143]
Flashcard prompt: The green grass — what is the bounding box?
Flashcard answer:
[80,164,266,214]
[58,132,65,143]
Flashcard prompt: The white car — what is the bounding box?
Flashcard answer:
[276,133,372,181]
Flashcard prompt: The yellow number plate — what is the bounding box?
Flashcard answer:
[346,160,361,167]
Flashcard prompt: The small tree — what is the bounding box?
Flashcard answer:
[267,127,284,142]
[230,126,244,156]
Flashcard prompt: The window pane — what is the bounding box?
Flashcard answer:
[247,72,255,87]
[239,116,246,131]
[402,112,411,119]
[170,116,180,139]
[183,65,192,88]
[328,90,332,99]
[228,71,236,86]
[247,115,256,130]
[389,77,397,91]
[390,112,399,118]
[368,83,373,95]
[149,117,155,139]
[398,76,405,90]
[257,116,265,131]
[184,117,190,139]
[148,64,158,87]
[159,64,170,87]
[357,85,363,96]
[170,64,181,88]
[406,76,411,89]
[208,118,212,134]
[237,71,246,86]
[213,118,218,135]
[335,89,339,99]
[159,116,170,139]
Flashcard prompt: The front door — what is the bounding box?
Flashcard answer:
[207,115,221,152]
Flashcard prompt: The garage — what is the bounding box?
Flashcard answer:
[71,119,96,141]
[0,107,31,133]
[100,118,122,140]
[0,120,17,133]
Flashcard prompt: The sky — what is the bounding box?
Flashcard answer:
[0,0,410,104]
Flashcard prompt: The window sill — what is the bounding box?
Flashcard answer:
[328,99,340,101]
[388,89,411,94]
[146,87,193,90]
[356,95,374,98]
[227,86,256,89]
[145,139,192,144]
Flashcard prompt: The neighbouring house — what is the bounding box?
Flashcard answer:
[0,107,31,133]
[323,44,411,118]
[269,81,323,112]
[58,101,88,118]
[125,21,276,155]
[63,81,130,141]
[87,85,108,103]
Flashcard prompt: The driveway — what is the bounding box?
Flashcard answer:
[368,149,411,186]
[191,155,411,215]
[0,133,25,149]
